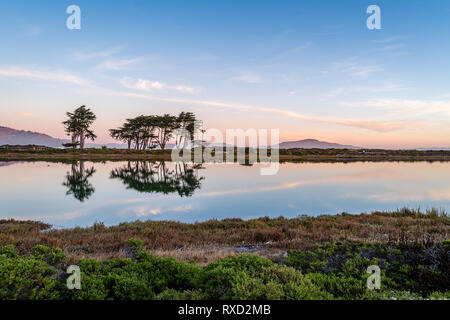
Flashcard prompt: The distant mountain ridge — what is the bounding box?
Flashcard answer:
[0,126,68,148]
[0,126,126,148]
[277,139,361,149]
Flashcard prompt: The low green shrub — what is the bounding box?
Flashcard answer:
[31,245,66,265]
[0,246,59,299]
[287,242,450,298]
[0,241,448,300]
[201,255,330,300]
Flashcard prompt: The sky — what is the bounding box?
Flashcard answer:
[0,0,449,148]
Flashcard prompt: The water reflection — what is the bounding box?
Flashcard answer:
[1,161,449,228]
[109,161,204,197]
[62,161,96,202]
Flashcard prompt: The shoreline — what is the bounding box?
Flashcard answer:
[1,208,448,264]
[1,147,450,162]
[1,153,450,162]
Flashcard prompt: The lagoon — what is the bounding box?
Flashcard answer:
[0,160,449,228]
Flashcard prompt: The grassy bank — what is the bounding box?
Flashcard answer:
[1,209,448,300]
[1,146,450,161]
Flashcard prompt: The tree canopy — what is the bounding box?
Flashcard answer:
[62,106,97,150]
[109,112,197,150]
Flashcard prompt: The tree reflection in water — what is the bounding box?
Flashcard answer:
[62,161,96,202]
[110,161,204,197]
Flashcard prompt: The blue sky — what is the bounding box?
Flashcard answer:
[0,0,449,148]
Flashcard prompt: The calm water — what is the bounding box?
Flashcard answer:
[0,161,449,228]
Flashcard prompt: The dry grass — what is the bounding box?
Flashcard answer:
[0,208,448,264]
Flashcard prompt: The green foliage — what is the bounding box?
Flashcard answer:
[200,255,330,300]
[63,240,202,300]
[109,112,197,151]
[0,248,59,299]
[0,241,448,300]
[62,105,97,150]
[287,242,450,299]
[443,239,450,248]
[66,259,108,300]
[427,291,450,300]
[125,238,145,251]
[0,245,18,258]
[158,288,207,300]
[31,245,66,265]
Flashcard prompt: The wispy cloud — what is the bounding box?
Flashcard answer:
[1,65,405,133]
[341,98,450,117]
[326,83,410,97]
[374,43,404,52]
[371,36,406,52]
[72,48,142,71]
[97,58,140,70]
[372,36,405,44]
[269,43,312,61]
[332,60,381,78]
[3,64,413,134]
[233,72,264,83]
[172,85,196,94]
[72,48,120,60]
[120,77,196,94]
[0,67,90,86]
[90,86,411,132]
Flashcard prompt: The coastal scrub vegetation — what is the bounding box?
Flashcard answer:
[0,208,447,263]
[0,239,448,300]
[0,209,448,300]
[0,209,450,300]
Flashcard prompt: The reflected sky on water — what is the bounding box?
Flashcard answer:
[0,161,449,228]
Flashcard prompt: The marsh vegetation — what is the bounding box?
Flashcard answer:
[0,159,448,300]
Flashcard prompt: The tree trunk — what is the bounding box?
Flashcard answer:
[80,135,85,150]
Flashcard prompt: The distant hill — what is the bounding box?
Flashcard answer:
[0,126,68,148]
[276,139,361,149]
[0,126,127,149]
